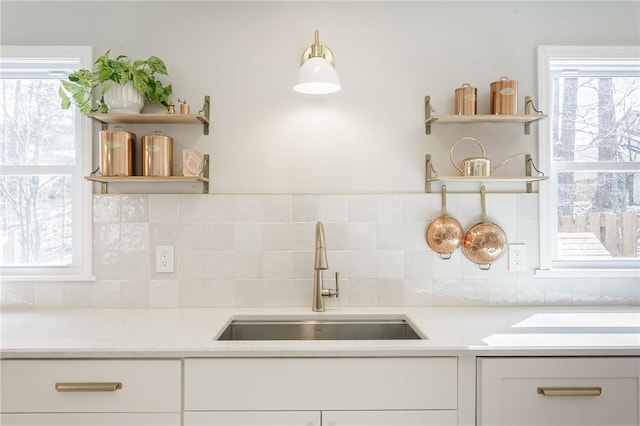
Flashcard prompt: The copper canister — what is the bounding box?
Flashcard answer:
[455,83,477,115]
[142,131,173,176]
[490,77,518,115]
[99,127,135,176]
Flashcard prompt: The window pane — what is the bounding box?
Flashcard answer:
[0,79,75,166]
[553,76,640,163]
[0,175,72,266]
[557,171,639,259]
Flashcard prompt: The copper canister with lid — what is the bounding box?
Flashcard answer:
[454,83,477,115]
[99,126,135,176]
[490,77,518,115]
[142,131,173,176]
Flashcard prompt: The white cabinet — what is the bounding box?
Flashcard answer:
[0,359,181,426]
[184,411,320,426]
[322,410,457,426]
[184,357,458,426]
[477,357,640,426]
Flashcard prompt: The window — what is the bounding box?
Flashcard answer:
[537,46,640,276]
[0,46,93,280]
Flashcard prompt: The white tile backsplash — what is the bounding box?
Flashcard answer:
[3,193,637,309]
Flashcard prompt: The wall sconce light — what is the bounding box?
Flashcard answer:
[293,30,341,95]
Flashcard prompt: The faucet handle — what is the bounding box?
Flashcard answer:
[321,271,340,299]
[334,271,339,298]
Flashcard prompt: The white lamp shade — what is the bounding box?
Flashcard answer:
[293,57,341,95]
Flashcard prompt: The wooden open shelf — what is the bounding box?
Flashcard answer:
[424,95,546,135]
[86,96,211,135]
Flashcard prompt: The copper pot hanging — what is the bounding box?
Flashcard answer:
[426,185,464,259]
[463,186,508,270]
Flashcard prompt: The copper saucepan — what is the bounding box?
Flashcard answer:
[426,185,464,259]
[463,186,507,269]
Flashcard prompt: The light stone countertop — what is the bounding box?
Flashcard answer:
[1,306,639,358]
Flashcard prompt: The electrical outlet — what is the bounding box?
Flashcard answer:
[156,245,174,273]
[508,243,526,271]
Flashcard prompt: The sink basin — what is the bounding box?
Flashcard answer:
[216,318,424,341]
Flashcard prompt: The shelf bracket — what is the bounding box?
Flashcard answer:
[203,154,210,194]
[524,96,532,135]
[525,153,533,193]
[198,95,211,135]
[425,96,432,135]
[425,154,432,193]
[100,181,108,194]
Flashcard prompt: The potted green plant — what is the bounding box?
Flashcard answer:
[59,50,173,114]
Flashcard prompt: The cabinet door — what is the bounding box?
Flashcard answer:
[1,360,181,413]
[185,357,456,411]
[184,411,320,426]
[323,410,457,426]
[0,413,180,426]
[478,357,640,426]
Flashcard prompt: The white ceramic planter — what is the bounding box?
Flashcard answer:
[103,81,144,114]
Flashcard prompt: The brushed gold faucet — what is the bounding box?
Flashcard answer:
[312,221,339,312]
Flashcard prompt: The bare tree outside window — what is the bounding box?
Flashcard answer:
[553,73,640,260]
[0,77,75,266]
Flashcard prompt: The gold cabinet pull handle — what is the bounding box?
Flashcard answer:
[537,386,602,397]
[55,382,122,392]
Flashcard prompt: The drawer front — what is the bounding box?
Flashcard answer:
[185,411,321,426]
[1,360,181,413]
[323,410,457,426]
[0,413,180,426]
[477,357,640,426]
[185,357,457,411]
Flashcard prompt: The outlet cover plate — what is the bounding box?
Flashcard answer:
[156,245,174,273]
[508,243,526,271]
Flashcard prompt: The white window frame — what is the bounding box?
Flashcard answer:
[536,45,640,278]
[0,46,94,281]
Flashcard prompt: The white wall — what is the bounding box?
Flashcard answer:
[3,1,639,193]
[1,1,639,308]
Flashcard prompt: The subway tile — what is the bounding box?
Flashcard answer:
[262,251,293,279]
[348,195,377,221]
[377,194,404,222]
[233,195,263,222]
[234,279,264,307]
[93,195,120,223]
[179,195,208,223]
[433,279,462,306]
[318,195,348,222]
[234,223,263,251]
[263,223,292,251]
[405,250,434,279]
[177,224,207,251]
[149,279,179,308]
[120,195,148,222]
[292,195,319,222]
[377,279,404,306]
[404,278,434,307]
[377,222,405,250]
[205,223,235,251]
[207,195,235,222]
[263,195,291,222]
[348,222,376,250]
[348,251,376,279]
[149,195,179,223]
[120,223,149,251]
[347,279,377,306]
[461,279,491,306]
[376,250,404,279]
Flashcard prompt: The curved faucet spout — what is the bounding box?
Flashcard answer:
[312,221,339,312]
[314,221,328,270]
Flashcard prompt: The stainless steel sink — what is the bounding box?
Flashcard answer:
[216,318,424,341]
